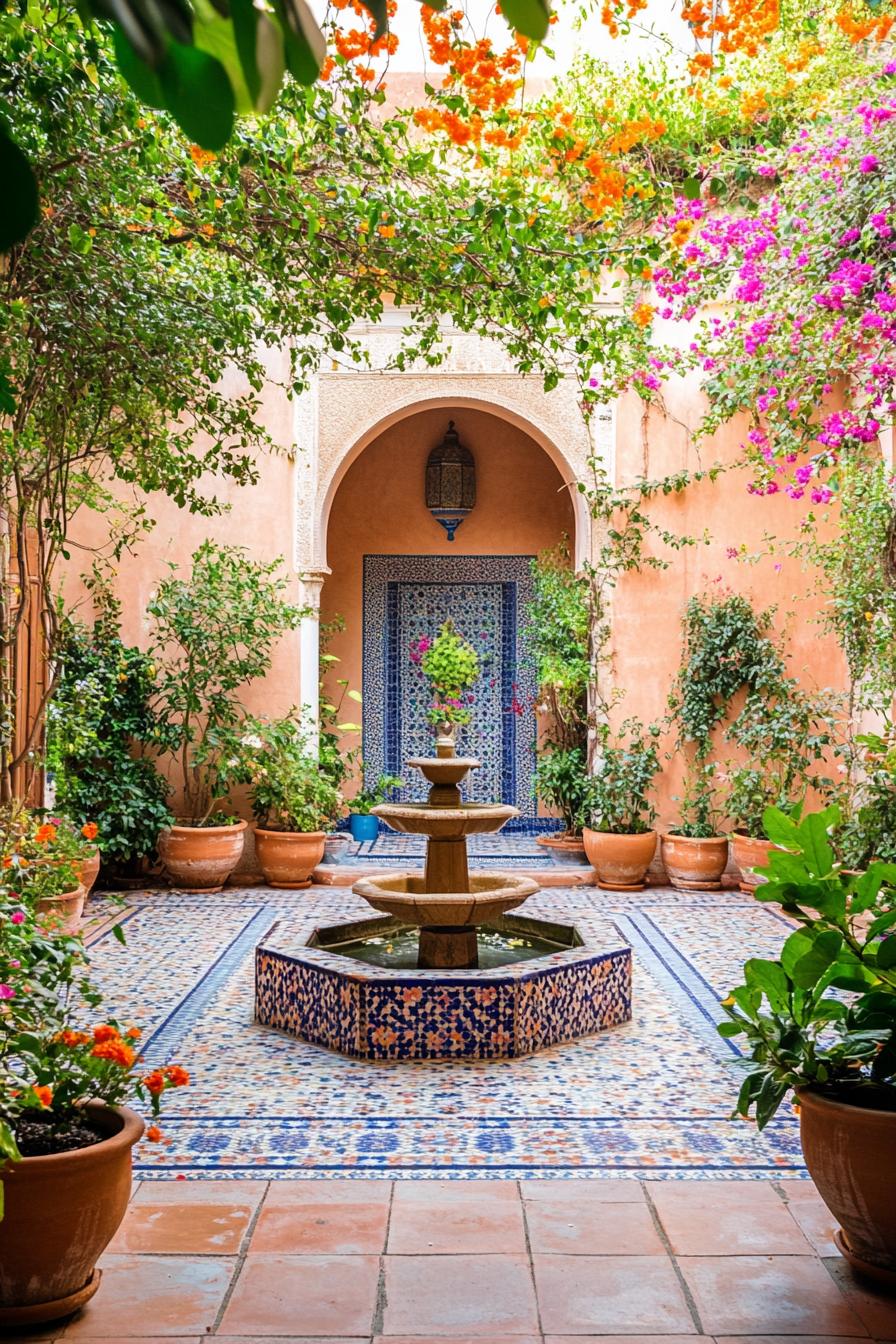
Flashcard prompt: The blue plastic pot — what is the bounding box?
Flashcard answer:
[349,813,380,842]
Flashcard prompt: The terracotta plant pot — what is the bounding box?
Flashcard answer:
[0,1102,144,1327]
[36,886,86,936]
[661,833,729,891]
[157,820,247,893]
[731,831,779,892]
[254,828,326,889]
[799,1087,896,1283]
[76,850,101,896]
[583,828,656,891]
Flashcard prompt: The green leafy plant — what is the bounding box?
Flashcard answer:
[318,614,362,793]
[411,620,481,728]
[525,539,591,753]
[350,773,404,815]
[673,760,726,840]
[239,718,341,833]
[587,718,660,835]
[0,805,98,904]
[148,542,303,825]
[719,804,896,1129]
[47,594,172,874]
[838,729,896,869]
[533,746,590,837]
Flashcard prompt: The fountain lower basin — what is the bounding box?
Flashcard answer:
[255,912,632,1060]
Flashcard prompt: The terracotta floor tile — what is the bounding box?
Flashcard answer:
[218,1253,380,1336]
[778,1187,840,1258]
[261,1179,392,1206]
[381,1253,539,1336]
[132,1179,266,1208]
[533,1253,695,1335]
[373,1338,541,1343]
[715,1336,870,1343]
[824,1258,896,1340]
[544,1337,704,1343]
[391,1179,520,1206]
[525,1199,665,1255]
[678,1256,866,1336]
[213,1338,367,1343]
[388,1184,526,1254]
[107,1201,254,1254]
[63,1255,235,1338]
[249,1200,389,1254]
[520,1179,646,1203]
[647,1180,812,1256]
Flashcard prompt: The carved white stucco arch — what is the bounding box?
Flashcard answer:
[307,381,612,573]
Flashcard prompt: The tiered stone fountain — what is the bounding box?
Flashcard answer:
[255,734,632,1060]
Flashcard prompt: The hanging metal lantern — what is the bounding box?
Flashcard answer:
[425,421,476,542]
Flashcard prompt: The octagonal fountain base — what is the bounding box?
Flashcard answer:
[255,912,632,1060]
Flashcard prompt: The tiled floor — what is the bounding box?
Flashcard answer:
[28,1178,896,1341]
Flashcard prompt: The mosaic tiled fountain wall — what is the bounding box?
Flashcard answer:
[362,555,537,820]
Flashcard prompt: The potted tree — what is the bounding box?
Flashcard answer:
[241,718,342,887]
[148,543,302,892]
[583,718,660,890]
[0,869,188,1326]
[662,761,730,891]
[721,803,896,1281]
[524,541,592,853]
[348,772,405,842]
[411,619,480,752]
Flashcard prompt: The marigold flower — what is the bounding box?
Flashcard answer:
[145,1125,163,1142]
[32,1085,52,1108]
[93,1024,120,1043]
[58,1030,91,1047]
[81,823,99,841]
[126,1026,142,1040]
[92,1039,137,1068]
[35,823,56,844]
[164,1065,190,1088]
[143,1069,166,1094]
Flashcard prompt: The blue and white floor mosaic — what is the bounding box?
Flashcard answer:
[85,885,806,1182]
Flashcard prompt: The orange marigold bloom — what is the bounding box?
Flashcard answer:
[93,1024,120,1043]
[145,1125,163,1142]
[92,1039,137,1068]
[143,1070,166,1095]
[32,1084,52,1108]
[164,1065,190,1088]
[81,822,99,841]
[35,823,56,844]
[58,1030,91,1047]
[126,1026,142,1040]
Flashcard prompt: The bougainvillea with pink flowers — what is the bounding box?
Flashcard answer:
[646,61,896,503]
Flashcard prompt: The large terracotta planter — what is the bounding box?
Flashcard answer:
[36,886,86,936]
[254,828,326,889]
[0,1102,144,1327]
[731,831,779,892]
[158,820,247,893]
[77,850,101,896]
[583,828,656,891]
[799,1087,896,1283]
[661,833,729,891]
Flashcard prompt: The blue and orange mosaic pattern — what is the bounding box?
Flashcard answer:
[83,884,808,1180]
[255,917,632,1060]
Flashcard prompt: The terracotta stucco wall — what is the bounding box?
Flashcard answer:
[321,405,577,798]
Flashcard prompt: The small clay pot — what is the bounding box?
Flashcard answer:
[661,833,729,891]
[77,850,101,896]
[36,886,86,936]
[0,1102,144,1327]
[731,831,779,892]
[157,820,247,893]
[254,828,326,889]
[799,1087,896,1283]
[583,828,656,890]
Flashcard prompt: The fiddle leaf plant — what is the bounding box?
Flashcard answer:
[719,804,896,1130]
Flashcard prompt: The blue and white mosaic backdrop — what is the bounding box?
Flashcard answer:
[362,555,537,817]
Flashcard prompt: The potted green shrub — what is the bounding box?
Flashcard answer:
[410,619,480,752]
[662,761,730,891]
[0,806,100,936]
[148,543,301,892]
[0,862,188,1326]
[837,728,896,870]
[720,803,896,1279]
[348,772,404,842]
[47,592,172,887]
[583,718,660,890]
[524,540,592,853]
[241,718,342,888]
